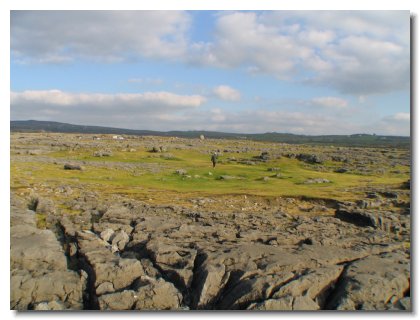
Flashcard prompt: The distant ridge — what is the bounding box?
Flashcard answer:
[11,120,410,148]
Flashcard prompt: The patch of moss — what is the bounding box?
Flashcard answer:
[35,213,47,229]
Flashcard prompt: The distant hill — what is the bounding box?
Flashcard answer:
[11,120,410,148]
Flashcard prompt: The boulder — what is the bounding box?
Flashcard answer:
[296,153,324,164]
[382,191,398,199]
[64,163,83,170]
[256,151,270,161]
[335,208,378,228]
[175,169,188,175]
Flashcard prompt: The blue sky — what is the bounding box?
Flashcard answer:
[10,10,410,135]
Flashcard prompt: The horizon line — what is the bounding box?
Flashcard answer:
[10,119,411,138]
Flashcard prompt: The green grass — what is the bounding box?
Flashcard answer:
[11,146,409,202]
[35,213,47,229]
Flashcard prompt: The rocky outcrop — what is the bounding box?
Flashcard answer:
[296,153,324,164]
[335,204,410,236]
[10,198,85,310]
[327,252,410,310]
[76,231,144,296]
[10,192,411,311]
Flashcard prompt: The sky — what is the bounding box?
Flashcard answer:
[10,10,411,136]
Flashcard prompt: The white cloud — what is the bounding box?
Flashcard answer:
[10,90,409,136]
[213,85,241,101]
[11,90,206,124]
[11,11,410,96]
[297,29,335,47]
[310,97,348,109]
[11,90,205,108]
[11,11,191,63]
[260,11,409,44]
[191,11,409,95]
[199,12,311,78]
[307,35,409,94]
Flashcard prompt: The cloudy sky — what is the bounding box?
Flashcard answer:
[10,10,410,135]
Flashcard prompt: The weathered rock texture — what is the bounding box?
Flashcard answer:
[10,189,411,311]
[10,197,86,310]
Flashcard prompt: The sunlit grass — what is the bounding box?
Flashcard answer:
[11,144,409,203]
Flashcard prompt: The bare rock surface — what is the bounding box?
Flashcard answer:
[146,240,197,291]
[327,251,410,310]
[10,200,85,310]
[11,190,411,310]
[9,132,411,311]
[76,231,144,297]
[98,277,183,310]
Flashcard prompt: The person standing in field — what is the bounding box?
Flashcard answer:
[211,152,218,168]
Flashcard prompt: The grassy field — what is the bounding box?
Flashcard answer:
[11,143,409,205]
